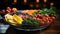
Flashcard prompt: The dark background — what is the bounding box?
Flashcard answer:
[0,0,60,10]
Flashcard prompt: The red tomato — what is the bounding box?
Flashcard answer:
[43,17,48,21]
[6,7,11,11]
[37,14,42,16]
[49,18,53,22]
[43,18,47,22]
[39,16,43,19]
[38,14,43,19]
[51,16,55,20]
[40,21,45,25]
[2,10,5,14]
[46,17,49,21]
[47,21,50,23]
[36,18,40,21]
[5,10,10,14]
[12,8,17,12]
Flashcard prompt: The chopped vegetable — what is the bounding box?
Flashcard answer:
[13,14,23,24]
[5,7,57,26]
[22,18,40,25]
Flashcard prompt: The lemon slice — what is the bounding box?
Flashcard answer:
[5,14,13,21]
[13,14,23,24]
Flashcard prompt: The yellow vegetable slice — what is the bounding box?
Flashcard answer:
[13,14,23,24]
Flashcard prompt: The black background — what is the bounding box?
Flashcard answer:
[0,0,60,10]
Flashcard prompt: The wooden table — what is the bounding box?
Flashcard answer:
[5,15,60,34]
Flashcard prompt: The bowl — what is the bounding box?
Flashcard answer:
[4,10,54,31]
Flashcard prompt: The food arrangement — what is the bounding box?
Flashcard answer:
[4,7,57,27]
[0,7,17,14]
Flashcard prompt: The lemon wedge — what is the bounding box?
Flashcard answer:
[5,14,13,21]
[13,14,23,24]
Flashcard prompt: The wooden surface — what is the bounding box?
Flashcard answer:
[5,15,60,34]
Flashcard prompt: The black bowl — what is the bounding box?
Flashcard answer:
[4,11,52,31]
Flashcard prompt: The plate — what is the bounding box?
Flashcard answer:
[4,10,52,31]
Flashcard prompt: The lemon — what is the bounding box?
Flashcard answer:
[13,14,23,24]
[5,14,13,21]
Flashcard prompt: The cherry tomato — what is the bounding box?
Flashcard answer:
[5,10,10,14]
[43,18,47,22]
[2,10,5,14]
[51,16,55,20]
[12,8,17,12]
[47,21,50,23]
[36,18,40,21]
[43,17,48,21]
[40,21,45,25]
[37,14,43,19]
[6,7,11,11]
[49,18,53,22]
